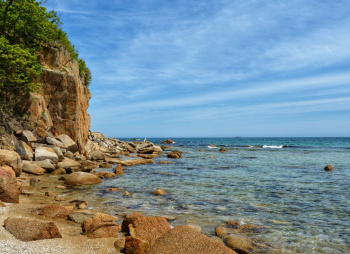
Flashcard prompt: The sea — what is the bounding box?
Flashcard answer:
[70,137,350,253]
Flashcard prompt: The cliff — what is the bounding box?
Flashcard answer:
[18,46,91,152]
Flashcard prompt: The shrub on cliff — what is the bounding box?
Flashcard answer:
[0,0,91,98]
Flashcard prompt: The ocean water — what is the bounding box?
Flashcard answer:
[73,137,350,253]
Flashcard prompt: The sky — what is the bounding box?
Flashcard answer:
[42,0,350,138]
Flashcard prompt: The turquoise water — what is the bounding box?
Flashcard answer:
[80,138,350,253]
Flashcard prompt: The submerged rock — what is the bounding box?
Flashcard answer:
[167,150,182,159]
[64,172,102,186]
[324,164,332,171]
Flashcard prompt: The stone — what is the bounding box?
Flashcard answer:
[57,158,82,172]
[158,161,174,164]
[45,192,56,197]
[68,213,94,224]
[114,164,124,175]
[0,149,22,176]
[121,212,171,247]
[119,159,155,166]
[54,195,65,201]
[22,161,46,175]
[149,225,236,254]
[64,172,102,186]
[52,146,64,161]
[153,188,166,195]
[46,136,64,147]
[19,130,38,143]
[324,164,332,171]
[52,168,66,175]
[56,134,78,153]
[4,217,62,241]
[89,150,105,161]
[217,221,269,236]
[108,187,123,192]
[77,201,88,209]
[82,215,120,238]
[167,151,182,159]
[32,159,55,173]
[161,139,175,144]
[35,127,48,140]
[124,191,131,196]
[38,205,71,219]
[0,200,6,207]
[114,237,126,252]
[0,165,16,178]
[99,162,111,168]
[124,236,149,254]
[219,147,228,153]
[0,177,22,203]
[29,177,41,187]
[64,151,74,159]
[80,160,98,171]
[15,140,34,160]
[34,147,58,162]
[224,235,278,254]
[97,171,116,178]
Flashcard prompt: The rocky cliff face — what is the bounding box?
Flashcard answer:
[19,46,90,152]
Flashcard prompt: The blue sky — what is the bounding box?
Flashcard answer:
[42,0,350,137]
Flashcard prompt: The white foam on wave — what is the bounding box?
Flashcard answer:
[262,145,284,149]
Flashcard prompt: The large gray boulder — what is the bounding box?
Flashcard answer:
[56,134,78,153]
[19,130,37,143]
[15,140,34,161]
[34,147,58,162]
[32,159,55,173]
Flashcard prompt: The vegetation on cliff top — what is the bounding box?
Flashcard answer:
[0,0,91,98]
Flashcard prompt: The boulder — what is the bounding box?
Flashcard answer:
[0,165,16,178]
[38,205,71,219]
[64,172,102,186]
[15,140,34,160]
[82,215,120,238]
[119,159,154,166]
[52,146,64,161]
[64,151,74,159]
[46,136,64,147]
[0,177,22,203]
[324,164,332,171]
[52,168,66,175]
[35,127,48,140]
[99,162,111,168]
[149,225,236,254]
[68,213,94,224]
[56,134,78,153]
[57,158,82,172]
[32,159,55,173]
[80,160,98,171]
[19,130,38,143]
[161,139,175,144]
[97,171,116,178]
[114,237,126,252]
[22,161,46,175]
[0,200,6,207]
[114,164,124,175]
[153,188,166,195]
[223,235,278,254]
[167,151,182,159]
[121,212,171,247]
[4,217,62,241]
[0,149,22,176]
[34,147,58,162]
[89,150,105,161]
[219,147,228,153]
[124,236,149,254]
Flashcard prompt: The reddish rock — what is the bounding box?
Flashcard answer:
[38,205,71,219]
[4,217,62,241]
[64,172,102,186]
[122,212,171,247]
[114,164,124,175]
[0,200,6,207]
[0,165,16,179]
[149,225,236,254]
[0,149,22,176]
[324,164,332,171]
[153,188,166,195]
[167,151,182,159]
[219,147,228,153]
[0,177,22,203]
[97,171,116,178]
[82,215,120,238]
[161,139,175,144]
[119,159,155,166]
[125,236,149,254]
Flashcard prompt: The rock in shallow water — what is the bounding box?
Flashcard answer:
[64,172,102,186]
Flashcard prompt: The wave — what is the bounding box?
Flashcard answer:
[262,145,284,149]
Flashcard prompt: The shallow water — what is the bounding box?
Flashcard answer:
[72,138,350,253]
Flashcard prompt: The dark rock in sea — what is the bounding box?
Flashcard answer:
[153,188,166,195]
[167,150,182,159]
[161,139,175,144]
[324,164,332,171]
[219,147,228,153]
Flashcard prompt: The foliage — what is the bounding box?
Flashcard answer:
[0,0,91,96]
